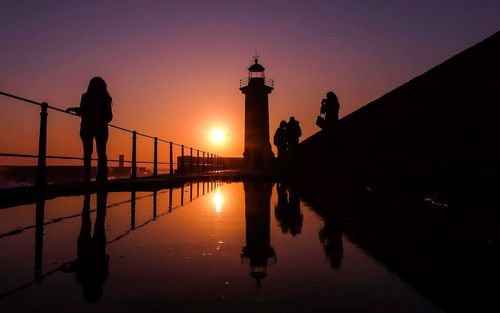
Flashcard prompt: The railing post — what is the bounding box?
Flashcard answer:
[181,184,184,206]
[131,131,137,179]
[168,187,173,212]
[169,142,173,175]
[181,145,185,174]
[34,196,45,281]
[190,147,193,173]
[131,191,136,229]
[202,151,205,172]
[153,190,157,219]
[197,150,200,173]
[36,102,48,188]
[153,137,158,177]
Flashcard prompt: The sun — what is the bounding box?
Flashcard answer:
[210,128,226,144]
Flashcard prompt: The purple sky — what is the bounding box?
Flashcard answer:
[1,0,499,158]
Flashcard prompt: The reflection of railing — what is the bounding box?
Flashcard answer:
[0,180,223,300]
[0,91,225,187]
[239,77,274,88]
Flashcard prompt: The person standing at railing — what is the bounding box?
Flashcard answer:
[67,77,113,183]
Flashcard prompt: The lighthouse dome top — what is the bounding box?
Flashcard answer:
[240,56,274,88]
[248,58,265,72]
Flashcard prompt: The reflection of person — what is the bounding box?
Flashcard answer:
[287,185,303,235]
[273,121,287,165]
[319,211,343,269]
[67,77,113,183]
[65,192,109,302]
[274,182,303,236]
[318,91,340,129]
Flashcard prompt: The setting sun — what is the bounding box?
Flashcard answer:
[210,128,226,144]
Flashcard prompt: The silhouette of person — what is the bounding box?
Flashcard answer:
[273,120,287,166]
[67,77,113,182]
[274,182,303,236]
[274,181,289,231]
[318,91,340,129]
[69,192,109,302]
[319,210,343,269]
[286,117,301,164]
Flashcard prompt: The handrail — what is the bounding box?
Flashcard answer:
[1,90,203,149]
[239,77,274,88]
[0,90,225,186]
[0,181,223,300]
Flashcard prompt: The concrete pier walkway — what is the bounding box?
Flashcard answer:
[0,170,283,209]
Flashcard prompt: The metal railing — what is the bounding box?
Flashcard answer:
[0,90,225,187]
[0,180,223,299]
[239,77,275,88]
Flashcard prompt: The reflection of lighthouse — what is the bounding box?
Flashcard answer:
[240,56,274,169]
[241,182,275,288]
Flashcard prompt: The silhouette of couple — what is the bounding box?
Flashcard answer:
[273,116,302,165]
[275,182,303,235]
[67,77,113,183]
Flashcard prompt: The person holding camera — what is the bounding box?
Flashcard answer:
[317,91,340,129]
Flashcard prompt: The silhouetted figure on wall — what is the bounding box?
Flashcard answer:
[273,120,287,166]
[286,116,301,165]
[274,182,303,236]
[67,77,113,182]
[317,91,340,129]
[64,192,109,302]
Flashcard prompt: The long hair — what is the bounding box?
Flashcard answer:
[326,91,338,104]
[87,76,111,102]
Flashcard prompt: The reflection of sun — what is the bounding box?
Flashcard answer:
[214,190,223,213]
[211,129,226,144]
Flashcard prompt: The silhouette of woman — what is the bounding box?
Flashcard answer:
[321,91,340,127]
[67,77,113,182]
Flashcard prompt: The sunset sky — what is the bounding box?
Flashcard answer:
[1,0,499,164]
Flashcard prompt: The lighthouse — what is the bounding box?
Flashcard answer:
[240,56,274,169]
[241,182,275,288]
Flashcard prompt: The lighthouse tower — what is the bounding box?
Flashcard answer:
[241,182,275,288]
[240,56,274,169]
